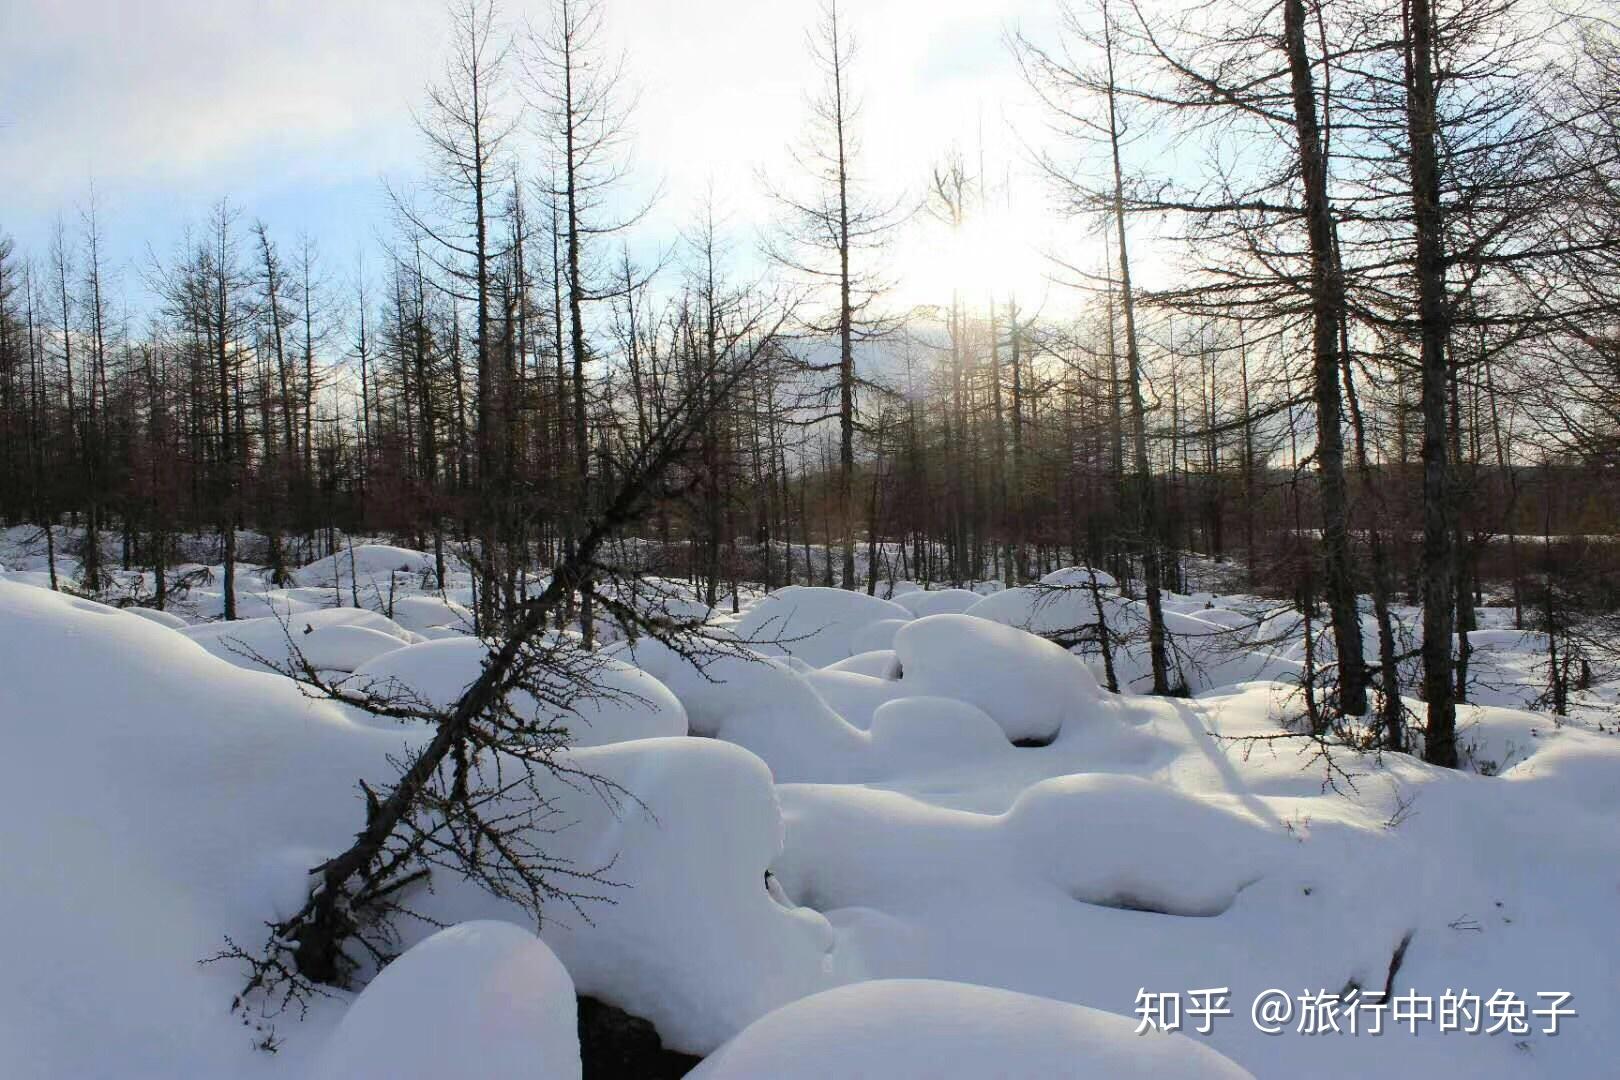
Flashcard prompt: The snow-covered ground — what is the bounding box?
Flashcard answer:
[2,530,1617,1078]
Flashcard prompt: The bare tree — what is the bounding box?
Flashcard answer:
[1015,0,1173,693]
[393,0,517,629]
[766,0,902,591]
[524,0,650,640]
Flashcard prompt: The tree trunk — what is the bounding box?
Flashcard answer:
[1405,0,1458,767]
[1283,0,1368,716]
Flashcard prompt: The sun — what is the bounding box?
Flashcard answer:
[891,202,1054,312]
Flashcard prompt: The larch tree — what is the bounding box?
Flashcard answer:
[394,0,517,631]
[1015,0,1174,694]
[524,0,648,642]
[767,0,901,591]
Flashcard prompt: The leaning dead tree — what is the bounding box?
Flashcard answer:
[215,298,792,1020]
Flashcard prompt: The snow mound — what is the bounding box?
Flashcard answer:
[850,617,908,654]
[686,660,874,777]
[15,553,1620,1080]
[527,737,851,1052]
[0,568,63,591]
[1007,774,1279,917]
[614,638,869,781]
[125,606,190,630]
[869,696,1013,768]
[0,580,403,1078]
[292,544,439,591]
[804,667,909,730]
[612,637,1019,779]
[599,575,713,626]
[825,649,902,678]
[299,624,412,672]
[964,582,1115,639]
[1502,727,1620,811]
[385,593,475,635]
[688,979,1254,1079]
[1179,605,1252,631]
[181,606,417,672]
[1039,565,1119,590]
[892,588,984,618]
[349,636,687,746]
[892,614,1100,742]
[733,586,913,668]
[312,921,580,1080]
[0,580,850,1071]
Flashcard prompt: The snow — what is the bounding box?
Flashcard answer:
[688,979,1253,1079]
[891,614,1100,742]
[626,643,871,781]
[602,575,715,627]
[384,593,476,635]
[804,666,909,730]
[291,544,441,592]
[945,570,1129,647]
[964,580,1115,637]
[849,616,908,654]
[298,624,415,672]
[0,579,839,1072]
[1007,773,1280,917]
[182,606,417,673]
[733,585,914,668]
[126,606,190,630]
[4,542,1620,1079]
[491,737,853,1052]
[1501,724,1620,810]
[892,587,984,618]
[0,579,394,1079]
[825,648,902,678]
[348,636,688,747]
[311,922,580,1080]
[1040,565,1120,589]
[868,696,1014,769]
[765,690,1620,1077]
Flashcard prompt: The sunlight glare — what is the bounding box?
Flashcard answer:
[894,202,1053,311]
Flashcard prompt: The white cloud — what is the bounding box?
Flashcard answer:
[0,0,442,208]
[0,0,1120,311]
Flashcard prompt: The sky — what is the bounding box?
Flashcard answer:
[0,0,1109,319]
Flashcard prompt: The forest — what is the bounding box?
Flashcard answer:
[2,0,1619,1077]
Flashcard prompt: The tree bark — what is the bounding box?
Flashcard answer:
[1283,0,1369,716]
[1405,0,1458,766]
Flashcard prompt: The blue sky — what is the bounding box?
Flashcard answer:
[1,0,1097,316]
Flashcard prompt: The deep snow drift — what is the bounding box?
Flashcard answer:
[312,922,581,1080]
[2,541,1618,1078]
[688,980,1255,1079]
